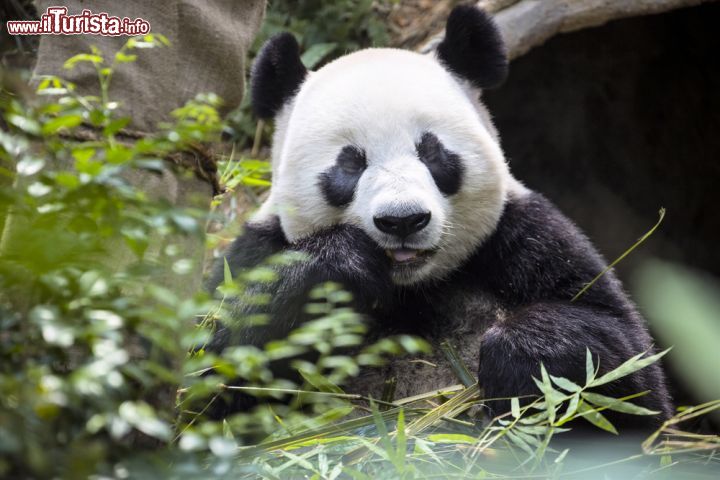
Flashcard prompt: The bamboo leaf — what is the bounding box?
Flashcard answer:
[585,348,595,385]
[426,433,478,444]
[576,401,618,434]
[550,374,581,393]
[589,348,671,388]
[405,383,480,436]
[554,448,570,464]
[581,391,660,416]
[506,430,535,456]
[557,393,580,425]
[440,340,476,387]
[223,257,233,288]
[241,176,272,187]
[370,400,393,456]
[511,397,521,419]
[394,409,406,470]
[572,208,665,301]
[299,369,344,394]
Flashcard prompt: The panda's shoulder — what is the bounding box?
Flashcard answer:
[494,191,593,250]
[458,191,623,306]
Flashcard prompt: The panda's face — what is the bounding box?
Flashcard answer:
[266,49,511,284]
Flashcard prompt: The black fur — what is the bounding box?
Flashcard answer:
[251,32,308,119]
[208,220,392,352]
[437,5,508,89]
[319,146,367,207]
[209,192,673,430]
[206,220,392,416]
[416,132,464,195]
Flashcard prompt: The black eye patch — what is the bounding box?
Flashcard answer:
[319,145,367,207]
[416,132,464,196]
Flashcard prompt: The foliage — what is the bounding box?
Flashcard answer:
[2,23,720,480]
[0,36,423,478]
[0,34,214,477]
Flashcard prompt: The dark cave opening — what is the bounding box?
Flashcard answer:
[484,2,720,418]
[485,3,720,281]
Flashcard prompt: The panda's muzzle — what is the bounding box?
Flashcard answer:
[373,211,434,265]
[373,212,431,238]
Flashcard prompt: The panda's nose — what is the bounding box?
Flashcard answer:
[373,212,431,238]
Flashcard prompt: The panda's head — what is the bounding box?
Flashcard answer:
[252,5,517,285]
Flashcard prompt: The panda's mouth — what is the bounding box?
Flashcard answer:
[385,248,433,266]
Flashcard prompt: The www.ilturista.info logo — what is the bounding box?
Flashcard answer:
[6,6,150,36]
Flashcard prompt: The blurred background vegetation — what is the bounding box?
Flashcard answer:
[1,0,719,478]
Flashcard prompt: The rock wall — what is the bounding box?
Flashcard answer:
[483,2,720,284]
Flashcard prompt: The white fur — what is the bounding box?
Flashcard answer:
[254,48,527,284]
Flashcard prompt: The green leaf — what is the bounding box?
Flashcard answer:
[223,257,233,289]
[118,401,171,441]
[298,369,344,394]
[370,400,394,457]
[395,408,406,468]
[241,176,272,187]
[63,53,103,69]
[114,52,137,64]
[511,397,520,418]
[555,448,570,464]
[576,401,618,434]
[426,433,478,444]
[589,348,671,388]
[510,397,520,418]
[549,374,581,393]
[572,208,665,301]
[585,348,595,385]
[42,114,83,135]
[301,42,337,69]
[557,393,580,425]
[533,364,564,424]
[506,430,535,456]
[440,340,476,387]
[103,117,130,136]
[72,147,95,164]
[7,114,41,135]
[581,391,659,416]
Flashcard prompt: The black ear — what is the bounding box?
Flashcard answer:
[251,33,308,119]
[437,5,508,89]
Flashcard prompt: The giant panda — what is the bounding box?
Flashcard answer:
[208,4,672,429]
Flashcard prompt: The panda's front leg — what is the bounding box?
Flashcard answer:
[205,216,392,417]
[476,302,672,431]
[208,215,393,353]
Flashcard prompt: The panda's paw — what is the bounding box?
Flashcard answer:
[292,223,393,301]
[294,223,389,270]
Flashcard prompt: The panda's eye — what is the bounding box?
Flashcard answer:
[416,131,464,196]
[416,132,446,164]
[337,145,367,174]
[319,145,367,207]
